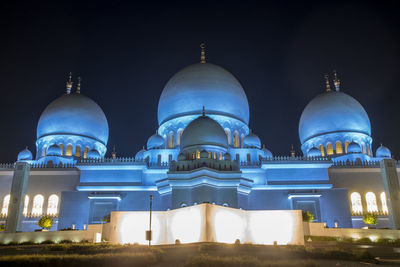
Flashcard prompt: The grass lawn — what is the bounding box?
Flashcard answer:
[0,242,380,267]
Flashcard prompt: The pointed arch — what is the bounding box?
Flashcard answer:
[366,192,378,212]
[344,141,350,153]
[224,128,231,146]
[83,147,90,159]
[233,131,240,148]
[1,194,10,216]
[380,192,388,214]
[75,146,81,157]
[47,194,59,216]
[32,194,44,216]
[65,144,73,156]
[319,144,325,157]
[168,131,174,148]
[350,192,362,214]
[326,143,333,155]
[23,195,29,216]
[335,141,343,154]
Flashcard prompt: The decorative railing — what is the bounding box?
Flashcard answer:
[262,156,331,162]
[0,163,14,169]
[332,160,381,168]
[30,163,76,169]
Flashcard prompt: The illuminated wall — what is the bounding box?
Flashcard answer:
[107,203,304,245]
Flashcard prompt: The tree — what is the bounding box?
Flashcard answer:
[363,213,378,225]
[103,214,110,223]
[37,215,54,230]
[302,211,314,222]
[0,224,4,232]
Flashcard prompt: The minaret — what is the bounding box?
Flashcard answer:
[111,145,116,159]
[333,70,340,91]
[76,77,81,94]
[324,74,331,92]
[202,106,206,116]
[66,72,73,94]
[200,43,206,64]
[290,145,295,157]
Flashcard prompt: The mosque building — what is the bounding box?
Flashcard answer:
[0,46,399,240]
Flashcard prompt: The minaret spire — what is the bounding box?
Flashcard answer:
[202,106,206,116]
[111,145,116,159]
[66,72,73,94]
[200,43,206,63]
[76,77,81,94]
[333,70,340,91]
[324,74,331,92]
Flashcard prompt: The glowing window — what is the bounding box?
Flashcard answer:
[196,150,200,159]
[350,192,362,214]
[32,194,44,216]
[75,146,81,157]
[319,145,325,157]
[362,143,367,154]
[208,152,211,159]
[219,152,222,160]
[366,192,378,213]
[168,131,174,148]
[213,152,217,160]
[23,195,29,216]
[344,141,350,153]
[241,134,245,148]
[335,141,343,154]
[47,194,59,216]
[326,143,333,155]
[83,147,89,159]
[177,129,183,146]
[42,147,47,157]
[224,128,231,145]
[380,192,388,214]
[192,152,195,160]
[59,144,64,156]
[247,153,251,162]
[65,144,73,156]
[1,194,10,216]
[233,131,240,148]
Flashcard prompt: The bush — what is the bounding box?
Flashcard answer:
[0,224,4,232]
[59,239,73,244]
[40,240,55,244]
[363,213,378,225]
[103,214,111,223]
[18,241,36,245]
[37,215,54,230]
[302,211,314,222]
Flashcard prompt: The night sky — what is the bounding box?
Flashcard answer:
[0,1,399,162]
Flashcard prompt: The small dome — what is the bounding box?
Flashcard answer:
[180,115,228,150]
[37,94,109,145]
[200,150,209,158]
[135,148,146,160]
[87,149,101,159]
[147,133,165,150]
[376,145,391,158]
[178,153,186,161]
[17,148,33,161]
[307,147,322,157]
[299,91,371,144]
[347,141,362,153]
[158,63,250,125]
[243,132,261,149]
[47,144,62,156]
[224,152,231,161]
[262,147,273,158]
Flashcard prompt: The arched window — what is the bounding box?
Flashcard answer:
[23,195,29,216]
[218,152,222,160]
[32,194,44,216]
[326,143,333,155]
[83,147,89,159]
[208,152,211,158]
[380,192,388,214]
[233,131,240,148]
[344,141,350,153]
[362,143,367,154]
[196,150,200,159]
[59,144,64,156]
[176,129,183,146]
[75,146,81,157]
[157,154,162,165]
[247,153,251,162]
[350,192,362,214]
[192,152,195,160]
[224,128,231,145]
[366,192,378,213]
[168,131,174,148]
[42,146,47,157]
[168,154,173,162]
[235,154,240,162]
[47,194,59,216]
[241,134,245,148]
[319,145,325,157]
[1,194,10,216]
[335,141,343,154]
[213,152,217,160]
[65,144,73,156]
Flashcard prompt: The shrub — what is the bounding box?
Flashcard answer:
[302,211,314,222]
[37,215,54,230]
[103,214,111,223]
[40,240,55,244]
[59,239,73,244]
[19,241,36,245]
[0,224,4,232]
[363,213,378,225]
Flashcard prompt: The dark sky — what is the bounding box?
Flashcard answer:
[0,1,399,162]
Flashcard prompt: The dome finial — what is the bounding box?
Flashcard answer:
[202,106,206,116]
[200,43,206,63]
[324,74,331,92]
[333,70,340,91]
[66,72,73,94]
[76,77,81,94]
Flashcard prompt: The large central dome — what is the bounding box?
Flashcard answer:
[157,63,250,125]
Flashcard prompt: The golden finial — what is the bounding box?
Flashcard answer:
[76,77,81,94]
[333,70,340,91]
[200,43,206,63]
[324,74,331,92]
[202,106,206,116]
[66,72,73,94]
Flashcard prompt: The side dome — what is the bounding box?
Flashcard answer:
[376,145,391,158]
[307,147,322,157]
[180,115,228,150]
[47,144,62,156]
[158,63,250,125]
[37,94,109,145]
[299,91,371,144]
[135,147,146,160]
[243,132,261,149]
[17,148,33,161]
[347,141,362,154]
[262,146,273,158]
[147,133,165,150]
[87,149,101,159]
